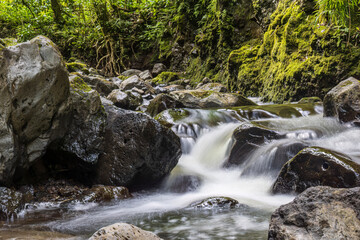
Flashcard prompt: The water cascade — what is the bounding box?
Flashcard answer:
[3,104,360,239]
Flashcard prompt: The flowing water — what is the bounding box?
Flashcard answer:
[2,103,360,239]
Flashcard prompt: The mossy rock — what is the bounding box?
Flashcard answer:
[155,109,191,128]
[230,103,321,120]
[152,72,180,84]
[227,0,360,102]
[69,75,93,94]
[146,94,185,117]
[298,97,322,104]
[272,147,360,194]
[66,61,90,74]
[169,89,256,109]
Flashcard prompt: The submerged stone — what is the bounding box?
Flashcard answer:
[189,197,241,209]
[272,147,360,194]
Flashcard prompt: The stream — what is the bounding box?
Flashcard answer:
[2,102,360,239]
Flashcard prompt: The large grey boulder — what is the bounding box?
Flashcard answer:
[272,147,360,194]
[268,186,360,240]
[96,104,182,188]
[0,36,69,185]
[323,77,360,123]
[169,89,256,109]
[89,223,163,240]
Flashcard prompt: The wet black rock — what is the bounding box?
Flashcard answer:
[272,147,360,194]
[190,197,240,209]
[268,186,360,240]
[95,104,182,189]
[224,123,283,168]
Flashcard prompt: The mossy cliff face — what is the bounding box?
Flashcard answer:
[228,0,360,103]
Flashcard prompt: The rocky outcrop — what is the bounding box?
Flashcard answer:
[0,36,69,186]
[95,104,182,188]
[323,77,360,123]
[169,89,256,109]
[272,147,360,194]
[89,223,163,240]
[268,186,360,240]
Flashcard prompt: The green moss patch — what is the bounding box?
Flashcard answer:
[227,0,360,103]
[152,72,180,84]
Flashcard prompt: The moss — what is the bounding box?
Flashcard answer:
[70,75,93,93]
[227,0,360,103]
[298,97,322,104]
[155,108,191,127]
[188,89,214,99]
[152,72,180,84]
[66,62,90,74]
[230,103,320,119]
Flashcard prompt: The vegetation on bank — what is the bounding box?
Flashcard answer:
[0,0,359,102]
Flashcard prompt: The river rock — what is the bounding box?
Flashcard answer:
[146,94,185,117]
[164,84,185,92]
[197,83,227,92]
[0,187,25,220]
[169,89,256,109]
[139,70,152,80]
[224,123,283,167]
[152,63,167,77]
[89,223,163,240]
[190,197,240,209]
[120,75,154,94]
[268,186,360,240]
[95,104,182,188]
[78,74,118,96]
[0,36,69,186]
[121,69,141,77]
[107,89,143,110]
[323,77,360,123]
[272,147,360,194]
